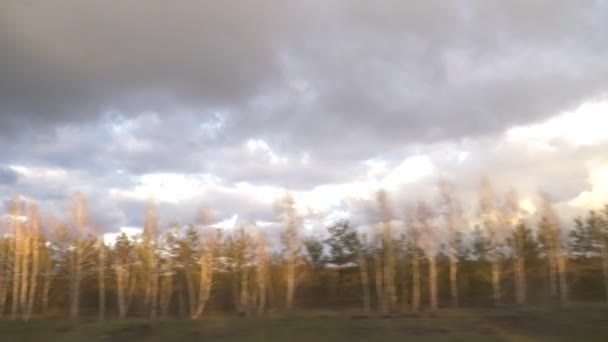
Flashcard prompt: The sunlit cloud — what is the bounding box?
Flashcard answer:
[381,155,435,188]
[109,173,220,204]
[569,164,608,209]
[507,100,608,148]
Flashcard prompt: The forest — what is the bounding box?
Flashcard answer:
[1,178,607,323]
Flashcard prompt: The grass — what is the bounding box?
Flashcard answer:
[1,304,608,342]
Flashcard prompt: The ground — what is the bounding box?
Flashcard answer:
[2,304,608,342]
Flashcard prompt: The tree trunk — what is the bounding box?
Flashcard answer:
[116,265,127,319]
[126,272,136,314]
[383,230,397,311]
[358,250,371,314]
[602,242,608,302]
[70,240,82,320]
[515,252,526,305]
[70,194,87,321]
[373,245,385,314]
[548,249,558,298]
[240,265,250,315]
[514,227,526,306]
[185,272,196,317]
[19,231,30,319]
[193,250,213,318]
[25,211,40,321]
[491,259,501,306]
[489,231,501,306]
[98,239,106,322]
[11,215,22,320]
[411,248,420,311]
[449,256,458,307]
[400,259,408,312]
[150,266,159,319]
[160,273,173,318]
[42,274,51,316]
[0,240,8,317]
[429,255,438,310]
[556,254,568,305]
[255,231,268,315]
[285,257,295,310]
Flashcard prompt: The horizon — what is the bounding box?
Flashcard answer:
[1,1,608,236]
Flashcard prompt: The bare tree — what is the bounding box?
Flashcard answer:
[377,190,397,312]
[0,215,10,317]
[438,179,462,307]
[192,208,217,319]
[357,233,371,314]
[159,229,175,318]
[479,178,502,306]
[416,201,439,310]
[97,233,106,321]
[601,205,608,302]
[10,196,23,320]
[69,193,89,320]
[254,225,269,315]
[406,208,421,312]
[277,193,300,310]
[41,217,62,317]
[236,227,252,315]
[504,189,526,305]
[114,231,135,319]
[18,203,31,319]
[142,202,160,319]
[24,203,41,321]
[539,193,569,304]
[373,231,385,313]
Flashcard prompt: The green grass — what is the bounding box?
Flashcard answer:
[1,305,608,342]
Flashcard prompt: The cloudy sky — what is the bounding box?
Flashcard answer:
[1,1,608,233]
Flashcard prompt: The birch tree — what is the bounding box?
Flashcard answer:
[69,193,88,320]
[277,193,300,310]
[438,179,463,307]
[159,229,175,318]
[373,232,385,313]
[539,194,569,304]
[24,203,41,321]
[357,234,371,314]
[142,202,160,319]
[377,190,397,311]
[601,205,608,302]
[406,208,421,312]
[416,201,439,310]
[0,220,10,317]
[504,189,526,305]
[97,233,106,321]
[114,232,136,319]
[10,197,23,320]
[254,224,269,315]
[479,178,502,306]
[192,208,217,319]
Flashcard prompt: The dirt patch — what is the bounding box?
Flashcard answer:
[397,326,450,335]
[105,323,153,342]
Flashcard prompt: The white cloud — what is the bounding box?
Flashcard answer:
[245,138,288,164]
[569,164,608,209]
[381,155,435,187]
[109,172,220,204]
[507,100,608,148]
[10,165,69,182]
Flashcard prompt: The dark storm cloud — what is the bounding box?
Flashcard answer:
[2,0,607,152]
[0,167,18,185]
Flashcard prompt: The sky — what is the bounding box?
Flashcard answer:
[1,1,608,235]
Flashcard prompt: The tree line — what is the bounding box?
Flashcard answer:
[1,178,608,321]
